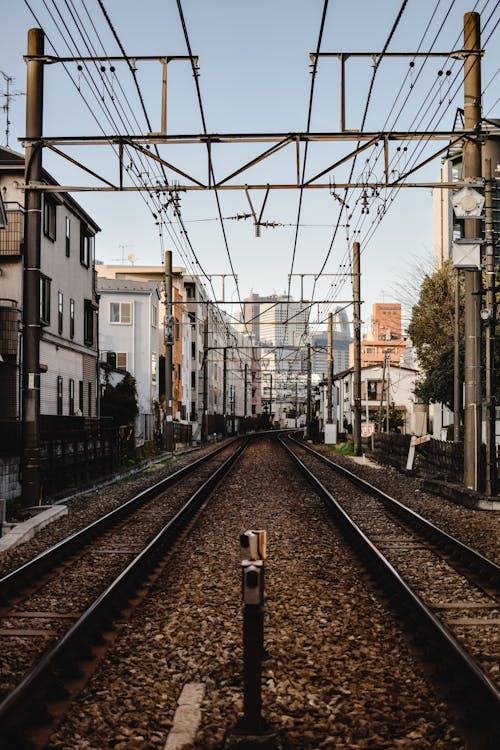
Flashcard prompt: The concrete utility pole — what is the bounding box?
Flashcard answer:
[202,315,209,444]
[462,11,483,492]
[306,343,312,439]
[223,346,227,437]
[453,271,462,442]
[164,250,174,451]
[484,158,496,496]
[22,28,44,507]
[327,312,333,424]
[244,362,248,422]
[352,241,362,455]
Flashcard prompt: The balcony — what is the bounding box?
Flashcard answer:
[0,208,24,259]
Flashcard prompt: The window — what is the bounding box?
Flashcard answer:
[106,351,127,369]
[69,379,75,415]
[57,376,63,415]
[80,224,94,267]
[88,382,92,416]
[191,371,196,388]
[109,301,132,324]
[43,197,57,240]
[185,282,195,299]
[84,300,94,346]
[151,352,157,383]
[69,298,75,339]
[152,305,158,327]
[40,275,51,325]
[65,217,71,257]
[367,381,378,400]
[57,291,63,334]
[175,317,180,341]
[116,352,127,369]
[191,341,196,359]
[79,381,84,413]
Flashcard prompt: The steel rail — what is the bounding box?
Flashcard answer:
[280,438,500,738]
[0,437,240,603]
[0,439,247,747]
[289,436,500,588]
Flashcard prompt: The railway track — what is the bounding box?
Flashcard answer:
[0,438,246,750]
[282,436,500,746]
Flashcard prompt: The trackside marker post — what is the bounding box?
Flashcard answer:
[235,530,268,735]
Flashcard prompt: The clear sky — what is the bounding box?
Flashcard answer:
[2,1,499,334]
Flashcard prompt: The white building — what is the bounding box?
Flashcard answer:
[334,363,420,436]
[97,278,160,446]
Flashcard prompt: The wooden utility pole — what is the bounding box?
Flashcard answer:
[462,11,483,491]
[22,28,44,507]
[352,242,362,455]
[164,250,174,451]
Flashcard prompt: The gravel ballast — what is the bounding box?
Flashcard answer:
[37,438,473,749]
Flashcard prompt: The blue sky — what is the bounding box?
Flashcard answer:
[2,1,499,332]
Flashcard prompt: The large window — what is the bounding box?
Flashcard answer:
[109,301,132,324]
[57,291,63,334]
[40,275,51,326]
[43,197,57,240]
[366,380,378,400]
[151,352,157,383]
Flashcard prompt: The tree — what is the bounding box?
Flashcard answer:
[100,373,139,426]
[407,261,462,375]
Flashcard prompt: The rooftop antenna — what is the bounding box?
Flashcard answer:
[112,244,134,264]
[0,72,25,148]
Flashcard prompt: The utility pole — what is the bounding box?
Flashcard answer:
[22,28,44,507]
[327,312,333,424]
[484,157,496,496]
[306,343,312,439]
[202,315,209,444]
[223,346,227,437]
[462,11,483,492]
[164,250,174,452]
[295,379,298,429]
[244,362,248,423]
[378,355,386,434]
[352,241,362,455]
[269,373,273,426]
[453,271,462,442]
[386,357,391,433]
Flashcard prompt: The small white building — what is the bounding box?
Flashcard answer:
[97,278,160,446]
[334,363,420,435]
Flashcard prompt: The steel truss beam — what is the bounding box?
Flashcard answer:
[18,127,493,193]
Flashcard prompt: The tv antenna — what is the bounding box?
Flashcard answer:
[0,72,25,148]
[113,244,134,264]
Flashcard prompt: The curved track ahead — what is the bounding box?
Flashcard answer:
[282,436,500,746]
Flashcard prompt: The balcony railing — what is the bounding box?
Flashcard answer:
[0,209,24,258]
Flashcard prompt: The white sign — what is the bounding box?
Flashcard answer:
[361,422,375,437]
